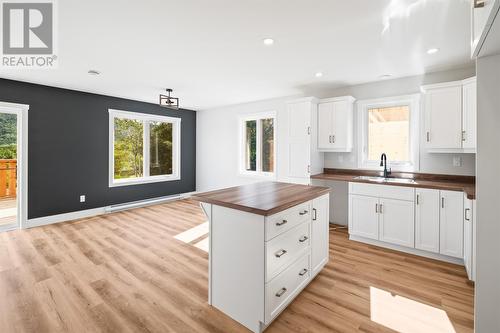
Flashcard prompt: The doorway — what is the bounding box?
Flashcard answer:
[0,102,28,232]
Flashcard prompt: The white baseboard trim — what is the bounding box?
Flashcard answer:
[25,191,196,229]
[349,235,464,265]
[26,207,107,229]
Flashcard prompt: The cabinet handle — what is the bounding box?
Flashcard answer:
[379,204,383,214]
[416,194,420,205]
[426,132,430,142]
[276,220,287,226]
[299,235,308,243]
[299,210,308,216]
[275,249,287,258]
[375,203,378,213]
[465,208,471,221]
[329,135,332,143]
[441,197,445,208]
[312,208,317,221]
[474,0,485,8]
[299,268,308,276]
[332,135,335,143]
[275,287,287,297]
[462,130,467,142]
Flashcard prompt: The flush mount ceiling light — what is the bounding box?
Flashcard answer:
[379,74,392,79]
[315,72,323,78]
[88,69,100,75]
[427,48,440,54]
[159,88,179,109]
[263,38,274,46]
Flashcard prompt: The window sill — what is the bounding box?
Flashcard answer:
[109,175,180,187]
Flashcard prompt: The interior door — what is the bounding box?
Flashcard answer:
[349,195,379,240]
[379,198,415,248]
[287,101,311,183]
[317,103,333,149]
[425,86,462,149]
[415,188,440,253]
[311,194,329,275]
[439,190,464,258]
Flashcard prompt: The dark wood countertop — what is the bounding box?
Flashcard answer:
[311,169,476,200]
[191,182,331,216]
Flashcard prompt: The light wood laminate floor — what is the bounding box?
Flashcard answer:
[0,199,474,333]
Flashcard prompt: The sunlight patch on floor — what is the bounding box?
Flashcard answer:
[173,221,209,252]
[0,207,16,219]
[370,286,456,333]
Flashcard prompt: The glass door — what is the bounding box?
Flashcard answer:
[0,112,18,231]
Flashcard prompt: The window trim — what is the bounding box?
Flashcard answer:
[238,111,277,179]
[357,94,420,172]
[109,109,181,187]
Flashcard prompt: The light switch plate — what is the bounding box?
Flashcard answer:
[453,156,463,167]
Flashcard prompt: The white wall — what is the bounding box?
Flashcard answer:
[197,67,476,225]
[475,54,500,333]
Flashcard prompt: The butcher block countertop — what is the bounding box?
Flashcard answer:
[191,182,330,216]
[311,168,476,200]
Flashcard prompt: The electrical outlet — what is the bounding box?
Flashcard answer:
[338,155,344,163]
[80,195,86,203]
[453,156,463,167]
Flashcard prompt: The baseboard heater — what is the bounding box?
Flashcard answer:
[105,194,185,213]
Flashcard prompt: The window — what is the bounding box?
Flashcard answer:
[357,95,419,171]
[109,109,180,186]
[240,112,276,177]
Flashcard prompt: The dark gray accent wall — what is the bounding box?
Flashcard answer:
[0,78,196,219]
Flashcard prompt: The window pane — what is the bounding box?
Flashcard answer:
[150,121,173,176]
[245,120,257,171]
[261,118,274,172]
[114,118,144,179]
[368,106,410,161]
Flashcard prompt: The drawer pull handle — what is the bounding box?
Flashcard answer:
[313,208,317,221]
[276,220,288,226]
[299,236,308,243]
[465,208,471,221]
[299,268,308,276]
[275,287,287,297]
[299,210,308,216]
[275,249,287,258]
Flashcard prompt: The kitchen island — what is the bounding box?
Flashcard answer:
[192,182,330,333]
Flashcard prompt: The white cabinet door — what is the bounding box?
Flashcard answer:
[349,195,379,240]
[311,194,330,276]
[424,85,462,149]
[317,102,333,149]
[331,100,350,151]
[379,198,415,248]
[439,190,464,258]
[287,101,311,182]
[415,188,440,253]
[463,196,473,280]
[462,79,477,150]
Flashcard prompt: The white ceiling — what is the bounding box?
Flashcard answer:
[0,0,472,110]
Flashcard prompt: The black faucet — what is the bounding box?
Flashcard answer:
[380,153,391,178]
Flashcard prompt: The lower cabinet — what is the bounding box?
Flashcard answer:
[311,194,330,276]
[439,190,464,258]
[349,183,471,272]
[415,188,441,253]
[379,198,415,248]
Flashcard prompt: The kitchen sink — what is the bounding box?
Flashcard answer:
[354,176,417,184]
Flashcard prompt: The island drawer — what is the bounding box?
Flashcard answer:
[265,253,311,324]
[266,221,310,282]
[265,201,311,241]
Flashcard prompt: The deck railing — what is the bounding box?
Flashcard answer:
[0,159,16,198]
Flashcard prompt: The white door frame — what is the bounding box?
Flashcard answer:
[0,101,29,231]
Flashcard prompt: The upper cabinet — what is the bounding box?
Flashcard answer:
[317,96,355,152]
[421,77,477,153]
[471,0,500,58]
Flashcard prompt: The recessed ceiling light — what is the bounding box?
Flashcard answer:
[263,38,274,46]
[315,72,323,78]
[379,74,392,79]
[88,69,100,75]
[427,48,439,54]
